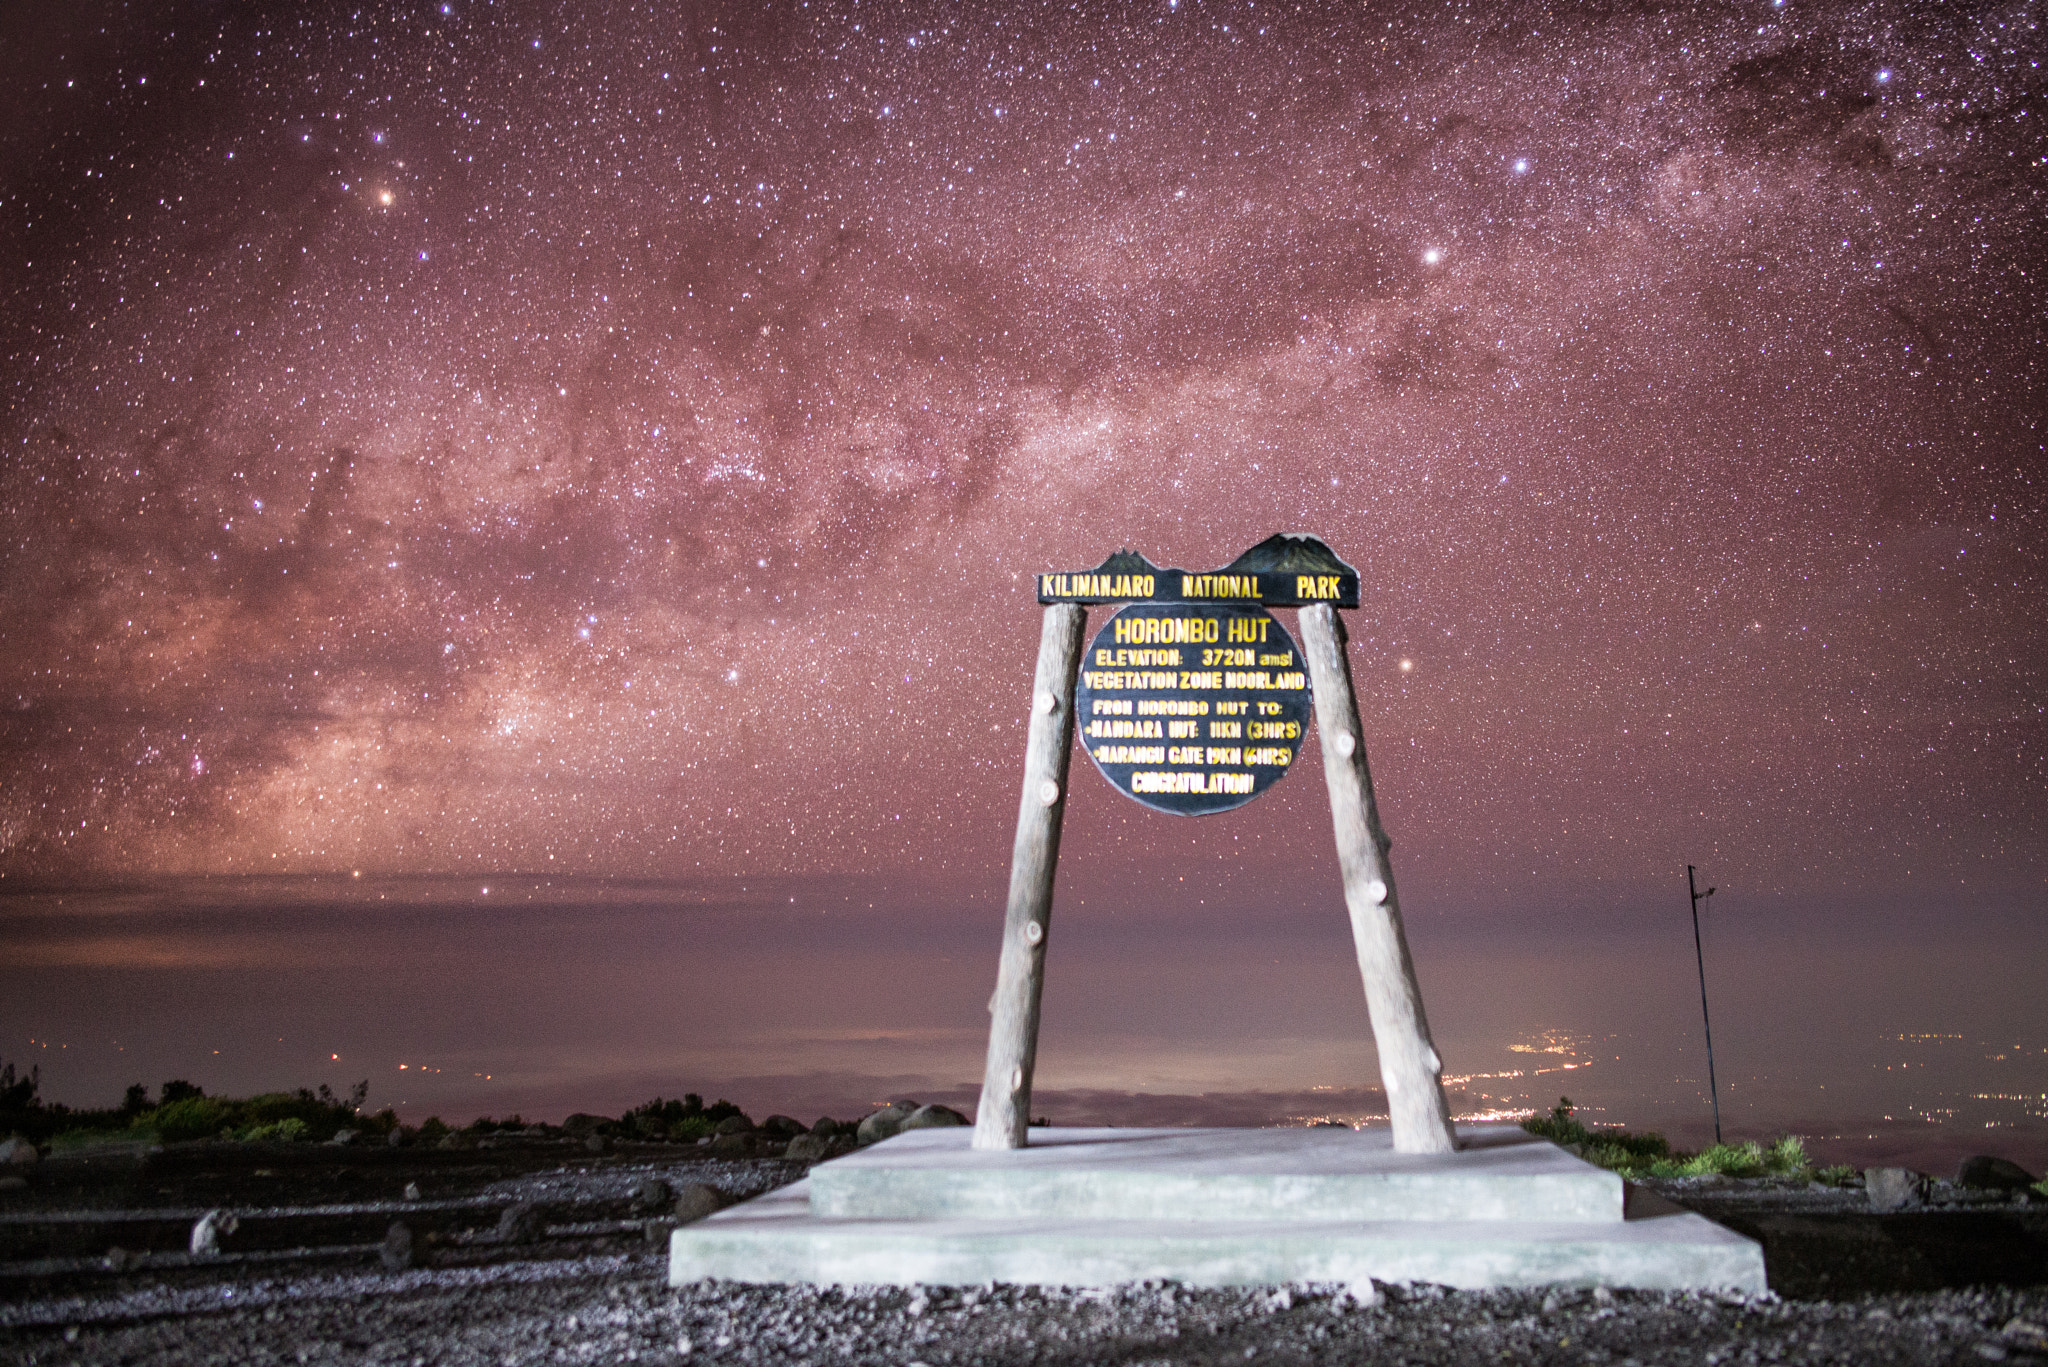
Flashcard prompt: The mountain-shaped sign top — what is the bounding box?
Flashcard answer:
[1037,533,1359,609]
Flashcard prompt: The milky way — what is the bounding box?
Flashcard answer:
[3,0,2043,923]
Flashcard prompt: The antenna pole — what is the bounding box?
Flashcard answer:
[1687,864,1723,1146]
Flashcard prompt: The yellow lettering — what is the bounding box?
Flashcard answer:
[1136,698,1208,716]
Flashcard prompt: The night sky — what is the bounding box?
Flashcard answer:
[3,0,2044,1149]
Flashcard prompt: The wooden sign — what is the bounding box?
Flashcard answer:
[1075,603,1310,815]
[974,534,1457,1159]
[1038,533,1360,609]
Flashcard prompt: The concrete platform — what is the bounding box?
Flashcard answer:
[669,1126,1767,1293]
[809,1124,1623,1223]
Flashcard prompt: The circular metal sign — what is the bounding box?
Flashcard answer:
[1075,603,1311,816]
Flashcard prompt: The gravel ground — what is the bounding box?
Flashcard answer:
[7,1154,2045,1364]
[6,1255,2048,1366]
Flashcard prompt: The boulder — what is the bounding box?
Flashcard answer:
[810,1117,847,1137]
[1957,1155,2038,1191]
[380,1221,414,1271]
[326,1129,359,1147]
[900,1104,969,1131]
[708,1131,755,1158]
[583,1133,611,1154]
[633,1178,674,1212]
[1865,1167,1927,1211]
[189,1209,239,1257]
[672,1184,728,1224]
[713,1114,755,1137]
[562,1113,612,1136]
[0,1137,38,1165]
[0,1175,27,1192]
[856,1101,919,1146]
[761,1115,806,1138]
[784,1133,833,1162]
[495,1202,543,1244]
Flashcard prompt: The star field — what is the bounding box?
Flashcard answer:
[2,0,2044,922]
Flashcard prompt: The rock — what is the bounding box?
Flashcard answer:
[1339,1280,1382,1309]
[810,1117,847,1137]
[0,1175,27,1192]
[403,1182,422,1202]
[584,1133,611,1154]
[634,1177,673,1211]
[0,1137,39,1165]
[901,1104,970,1131]
[713,1114,755,1136]
[784,1133,833,1162]
[189,1209,239,1256]
[380,1221,414,1271]
[562,1113,612,1136]
[708,1131,754,1158]
[102,1247,132,1272]
[327,1129,359,1147]
[1957,1155,2038,1191]
[386,1129,408,1147]
[856,1101,919,1146]
[495,1202,542,1244]
[672,1184,728,1224]
[761,1115,806,1138]
[1865,1167,1927,1211]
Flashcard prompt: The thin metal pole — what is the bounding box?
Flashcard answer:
[1687,864,1722,1146]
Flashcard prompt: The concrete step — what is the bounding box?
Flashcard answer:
[668,1180,1767,1292]
[671,1127,1766,1293]
[808,1124,1623,1224]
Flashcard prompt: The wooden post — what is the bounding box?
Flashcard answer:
[972,602,1088,1149]
[1298,604,1458,1155]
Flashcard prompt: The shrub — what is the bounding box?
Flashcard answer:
[1521,1097,1811,1181]
[1,1063,135,1143]
[149,1095,233,1142]
[1521,1097,1671,1176]
[239,1117,309,1143]
[0,1068,375,1147]
[619,1094,747,1142]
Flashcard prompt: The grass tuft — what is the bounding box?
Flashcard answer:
[1522,1098,1814,1180]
